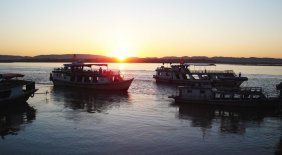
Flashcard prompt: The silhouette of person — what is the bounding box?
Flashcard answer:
[99,67,102,75]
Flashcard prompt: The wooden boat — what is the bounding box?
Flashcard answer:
[0,73,37,105]
[50,60,134,91]
[169,83,282,108]
[153,63,248,89]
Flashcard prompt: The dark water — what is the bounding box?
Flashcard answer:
[0,63,282,155]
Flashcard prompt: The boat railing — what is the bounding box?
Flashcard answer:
[240,87,262,93]
[53,67,66,71]
[190,70,235,74]
[53,68,121,77]
[156,67,172,71]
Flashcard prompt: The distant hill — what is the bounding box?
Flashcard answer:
[33,54,107,60]
[0,55,31,61]
[210,57,282,64]
[0,54,282,65]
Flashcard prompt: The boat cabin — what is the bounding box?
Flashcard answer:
[177,85,213,100]
[176,86,266,101]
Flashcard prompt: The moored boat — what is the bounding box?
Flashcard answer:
[0,73,37,106]
[50,60,134,91]
[153,63,248,89]
[169,83,282,108]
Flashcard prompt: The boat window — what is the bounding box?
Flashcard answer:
[175,74,180,79]
[234,94,241,99]
[224,94,232,98]
[185,74,190,79]
[71,76,75,81]
[182,74,187,80]
[252,95,261,99]
[77,76,82,82]
[93,77,98,83]
[192,75,200,80]
[0,90,11,98]
[215,93,221,99]
[187,90,192,93]
[84,76,90,83]
[202,75,209,80]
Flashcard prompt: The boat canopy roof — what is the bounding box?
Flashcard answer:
[0,73,24,80]
[63,63,108,68]
[183,63,216,66]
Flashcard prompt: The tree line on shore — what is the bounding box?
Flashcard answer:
[1,54,282,65]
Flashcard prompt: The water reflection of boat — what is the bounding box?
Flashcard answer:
[153,63,248,89]
[174,104,279,134]
[0,103,36,139]
[0,73,37,106]
[50,59,133,91]
[52,87,131,113]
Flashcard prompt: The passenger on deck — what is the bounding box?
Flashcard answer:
[99,67,102,75]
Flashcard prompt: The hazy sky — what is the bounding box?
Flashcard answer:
[0,0,282,58]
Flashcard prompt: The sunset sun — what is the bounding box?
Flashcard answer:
[112,49,131,61]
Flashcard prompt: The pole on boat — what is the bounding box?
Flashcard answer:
[277,82,282,98]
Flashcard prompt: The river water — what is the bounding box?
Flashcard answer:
[0,63,282,155]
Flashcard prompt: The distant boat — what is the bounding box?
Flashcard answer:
[153,63,248,89]
[169,83,282,108]
[50,60,134,91]
[0,73,37,105]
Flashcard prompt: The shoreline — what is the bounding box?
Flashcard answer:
[1,61,282,66]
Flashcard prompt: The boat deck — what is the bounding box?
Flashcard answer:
[0,80,32,90]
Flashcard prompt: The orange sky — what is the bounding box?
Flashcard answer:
[0,0,282,58]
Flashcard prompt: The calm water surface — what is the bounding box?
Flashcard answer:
[0,63,282,155]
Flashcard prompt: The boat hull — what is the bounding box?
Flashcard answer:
[0,89,38,106]
[172,97,281,108]
[52,78,134,91]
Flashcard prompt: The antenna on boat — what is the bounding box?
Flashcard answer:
[179,57,184,65]
[72,54,77,61]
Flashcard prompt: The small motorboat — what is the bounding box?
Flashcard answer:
[0,73,37,106]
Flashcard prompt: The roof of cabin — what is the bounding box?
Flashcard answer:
[63,63,108,68]
[0,73,24,80]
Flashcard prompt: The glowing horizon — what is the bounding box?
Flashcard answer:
[0,0,282,58]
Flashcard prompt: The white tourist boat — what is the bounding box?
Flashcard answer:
[0,73,37,105]
[50,61,134,91]
[153,63,248,89]
[169,83,282,108]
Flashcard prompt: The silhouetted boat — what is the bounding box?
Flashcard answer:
[0,73,37,106]
[50,60,133,91]
[169,82,282,108]
[153,63,248,89]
